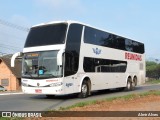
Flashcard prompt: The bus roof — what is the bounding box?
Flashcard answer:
[32,20,144,44]
[32,20,83,27]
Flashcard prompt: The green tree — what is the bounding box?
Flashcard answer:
[146,61,160,79]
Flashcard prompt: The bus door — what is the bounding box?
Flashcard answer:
[63,52,75,94]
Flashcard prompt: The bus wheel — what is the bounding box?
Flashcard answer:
[133,76,137,86]
[125,77,133,91]
[78,81,89,98]
[132,77,136,90]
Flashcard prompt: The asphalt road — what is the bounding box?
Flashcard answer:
[0,84,160,111]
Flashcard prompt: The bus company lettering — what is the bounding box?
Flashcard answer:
[125,52,142,61]
[46,79,58,82]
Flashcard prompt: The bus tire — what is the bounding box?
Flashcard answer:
[125,77,133,91]
[132,77,137,90]
[133,76,137,86]
[78,81,89,98]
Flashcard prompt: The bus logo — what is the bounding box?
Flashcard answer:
[66,83,73,87]
[92,48,101,55]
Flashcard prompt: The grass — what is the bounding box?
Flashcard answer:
[145,79,160,84]
[58,90,160,111]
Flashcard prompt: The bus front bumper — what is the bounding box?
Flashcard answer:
[22,86,65,95]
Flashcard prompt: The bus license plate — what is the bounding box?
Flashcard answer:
[35,89,42,93]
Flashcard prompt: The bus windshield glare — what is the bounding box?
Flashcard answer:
[22,51,63,79]
[24,23,67,47]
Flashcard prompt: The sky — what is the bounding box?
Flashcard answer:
[0,0,160,59]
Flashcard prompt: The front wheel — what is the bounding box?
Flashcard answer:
[78,81,89,98]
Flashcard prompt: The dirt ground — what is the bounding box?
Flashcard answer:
[28,95,160,120]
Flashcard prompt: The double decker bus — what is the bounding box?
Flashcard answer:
[11,21,145,98]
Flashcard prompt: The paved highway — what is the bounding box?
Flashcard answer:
[0,84,160,111]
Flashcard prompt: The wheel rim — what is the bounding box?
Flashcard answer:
[82,84,87,95]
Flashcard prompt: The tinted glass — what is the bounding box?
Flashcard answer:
[65,24,83,76]
[84,26,144,54]
[84,26,125,49]
[24,23,67,47]
[83,57,127,73]
[125,39,145,53]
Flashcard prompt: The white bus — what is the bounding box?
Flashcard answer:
[11,21,145,98]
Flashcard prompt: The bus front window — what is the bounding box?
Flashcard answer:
[22,51,63,79]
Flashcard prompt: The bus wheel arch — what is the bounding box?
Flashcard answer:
[78,77,91,98]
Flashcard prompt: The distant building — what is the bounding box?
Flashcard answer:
[0,55,22,91]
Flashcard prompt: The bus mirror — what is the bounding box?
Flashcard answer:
[11,52,23,67]
[57,49,64,66]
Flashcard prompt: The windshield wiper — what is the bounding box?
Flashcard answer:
[39,74,56,78]
[48,74,56,77]
[25,72,33,77]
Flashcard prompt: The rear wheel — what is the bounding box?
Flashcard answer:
[132,80,136,90]
[78,81,89,98]
[133,76,137,86]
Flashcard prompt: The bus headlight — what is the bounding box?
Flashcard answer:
[22,82,28,87]
[49,82,63,87]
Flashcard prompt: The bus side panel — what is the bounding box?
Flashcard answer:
[81,73,127,91]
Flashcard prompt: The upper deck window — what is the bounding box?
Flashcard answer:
[24,23,67,47]
[84,26,144,54]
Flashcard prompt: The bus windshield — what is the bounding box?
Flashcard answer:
[22,51,63,79]
[24,23,67,47]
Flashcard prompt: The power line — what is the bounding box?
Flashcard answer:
[0,46,21,52]
[0,52,8,56]
[0,43,22,50]
[0,31,26,40]
[0,19,29,54]
[0,19,29,32]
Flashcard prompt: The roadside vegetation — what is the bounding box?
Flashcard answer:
[146,61,160,85]
[145,79,160,84]
[146,61,160,79]
[59,90,160,111]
